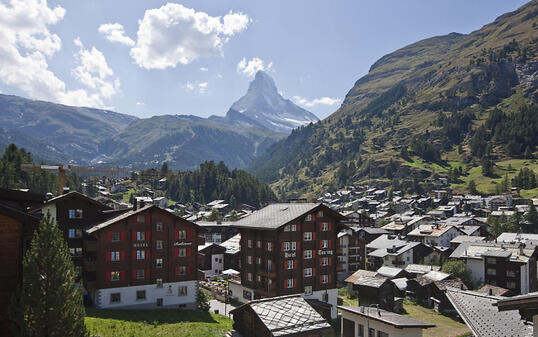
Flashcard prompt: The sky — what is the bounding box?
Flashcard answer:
[0,0,529,120]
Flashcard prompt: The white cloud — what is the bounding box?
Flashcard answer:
[198,82,208,93]
[216,73,223,79]
[183,81,208,94]
[136,102,145,106]
[183,82,195,91]
[200,67,208,72]
[98,23,135,46]
[0,0,118,109]
[292,96,341,108]
[130,3,249,70]
[236,57,272,77]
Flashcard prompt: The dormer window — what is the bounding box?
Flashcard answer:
[305,214,312,221]
[69,209,83,219]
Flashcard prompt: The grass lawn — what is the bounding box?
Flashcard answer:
[85,309,232,337]
[403,303,471,337]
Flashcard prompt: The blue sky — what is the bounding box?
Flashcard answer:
[0,0,529,119]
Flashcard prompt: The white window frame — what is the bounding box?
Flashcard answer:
[321,222,329,231]
[247,256,253,265]
[321,240,328,249]
[322,257,329,266]
[304,285,313,295]
[304,232,313,241]
[111,251,120,261]
[156,240,163,250]
[322,274,329,284]
[156,258,163,268]
[304,268,313,277]
[287,260,294,270]
[304,250,313,259]
[286,279,294,289]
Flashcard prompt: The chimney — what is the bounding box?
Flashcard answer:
[520,242,526,255]
[460,283,465,290]
[488,288,493,296]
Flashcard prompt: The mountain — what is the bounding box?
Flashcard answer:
[223,71,319,133]
[0,94,137,163]
[250,0,538,199]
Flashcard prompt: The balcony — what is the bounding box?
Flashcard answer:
[258,269,277,279]
[84,260,96,272]
[83,240,97,251]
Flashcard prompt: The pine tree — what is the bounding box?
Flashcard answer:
[468,180,478,195]
[9,213,88,337]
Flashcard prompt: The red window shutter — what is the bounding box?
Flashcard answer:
[328,257,332,266]
[175,230,179,240]
[146,250,150,260]
[281,242,284,252]
[120,271,125,281]
[106,272,110,281]
[266,242,269,251]
[313,250,316,259]
[313,232,316,241]
[145,214,150,223]
[329,274,332,284]
[175,266,179,276]
[106,252,111,262]
[145,269,150,280]
[329,240,332,249]
[294,260,297,270]
[186,229,191,240]
[132,231,137,241]
[297,224,301,232]
[120,250,125,261]
[132,250,136,260]
[146,231,150,241]
[132,270,136,280]
[175,247,179,257]
[121,231,125,241]
[297,241,301,251]
[187,247,191,257]
[106,232,111,242]
[313,268,316,276]
[293,279,297,288]
[319,258,323,267]
[283,279,287,288]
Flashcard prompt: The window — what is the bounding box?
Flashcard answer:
[111,271,120,281]
[507,281,516,289]
[369,328,375,337]
[156,279,163,288]
[111,251,120,261]
[321,222,329,231]
[284,224,296,232]
[247,273,253,281]
[377,331,388,337]
[286,279,294,288]
[243,290,252,300]
[321,240,328,249]
[68,229,75,238]
[317,211,324,217]
[69,209,83,219]
[178,230,186,239]
[267,260,273,272]
[247,240,252,248]
[304,232,313,241]
[305,214,312,221]
[110,293,121,303]
[304,286,312,295]
[267,242,273,251]
[322,257,329,266]
[156,240,163,250]
[136,290,146,301]
[178,248,186,257]
[156,258,163,268]
[487,258,497,265]
[111,232,120,242]
[136,269,145,280]
[304,250,313,259]
[137,231,146,241]
[137,215,145,223]
[286,260,294,270]
[247,256,253,265]
[154,222,162,232]
[257,240,261,248]
[287,242,296,250]
[358,324,364,337]
[136,250,146,260]
[178,266,186,275]
[69,248,75,256]
[506,270,516,278]
[257,257,262,265]
[304,268,313,277]
[487,268,496,276]
[322,275,329,284]
[178,286,188,296]
[256,275,262,282]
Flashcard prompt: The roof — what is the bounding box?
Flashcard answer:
[433,278,467,291]
[231,203,344,230]
[445,288,532,337]
[358,227,389,235]
[405,264,441,275]
[221,233,241,254]
[376,266,404,278]
[407,224,455,238]
[339,306,435,328]
[31,191,110,212]
[0,202,41,225]
[476,284,514,297]
[391,278,409,291]
[450,242,534,263]
[497,232,538,246]
[450,235,486,244]
[455,225,481,236]
[495,292,538,312]
[344,269,378,284]
[368,241,421,258]
[230,295,331,336]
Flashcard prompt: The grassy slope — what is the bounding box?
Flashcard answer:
[85,309,233,337]
[403,303,471,337]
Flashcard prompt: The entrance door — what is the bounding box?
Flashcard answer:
[156,298,163,307]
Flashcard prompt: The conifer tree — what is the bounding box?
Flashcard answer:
[9,212,88,337]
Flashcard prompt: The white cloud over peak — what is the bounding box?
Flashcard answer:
[98,23,135,46]
[236,57,272,77]
[293,96,341,108]
[130,3,249,70]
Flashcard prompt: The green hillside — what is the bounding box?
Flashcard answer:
[250,0,538,199]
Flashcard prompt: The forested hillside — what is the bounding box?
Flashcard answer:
[250,0,538,199]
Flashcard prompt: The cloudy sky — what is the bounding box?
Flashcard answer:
[0,0,528,119]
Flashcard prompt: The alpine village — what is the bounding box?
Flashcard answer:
[1,1,538,337]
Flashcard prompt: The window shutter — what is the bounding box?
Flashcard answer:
[175,230,179,240]
[175,266,179,276]
[106,272,110,282]
[120,250,125,261]
[329,274,332,284]
[297,241,301,251]
[106,252,111,262]
[313,232,316,241]
[186,229,191,240]
[320,275,323,284]
[146,231,150,241]
[187,266,191,275]
[120,271,125,281]
[146,250,150,260]
[145,269,150,280]
[281,242,284,252]
[266,242,269,251]
[132,270,136,280]
[313,268,316,276]
[283,279,287,288]
[320,258,323,267]
[296,223,301,232]
[121,231,125,241]
[328,240,332,249]
[294,260,297,270]
[132,231,137,241]
[145,214,150,223]
[187,247,191,257]
[328,222,332,231]
[328,257,332,266]
[175,247,179,257]
[132,250,136,260]
[313,250,316,259]
[293,279,297,288]
[106,232,111,242]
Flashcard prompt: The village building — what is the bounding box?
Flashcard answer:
[196,221,238,244]
[407,223,461,248]
[404,264,441,278]
[344,269,395,311]
[198,242,226,278]
[230,203,345,319]
[339,305,435,337]
[220,233,241,271]
[337,227,366,281]
[84,204,203,309]
[230,295,332,337]
[366,234,433,270]
[495,292,538,337]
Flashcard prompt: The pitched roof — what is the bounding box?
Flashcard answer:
[339,306,435,328]
[405,264,441,275]
[476,284,514,297]
[450,235,485,244]
[376,266,404,278]
[450,242,534,263]
[32,191,110,212]
[230,295,331,336]
[231,203,343,230]
[445,288,532,337]
[0,202,41,226]
[221,234,241,254]
[344,269,378,284]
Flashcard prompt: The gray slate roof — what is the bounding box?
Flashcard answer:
[445,288,533,337]
[233,295,331,336]
[376,266,404,278]
[87,204,153,234]
[221,234,241,254]
[231,203,328,230]
[339,306,435,328]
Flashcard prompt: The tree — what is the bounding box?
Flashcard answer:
[197,289,211,311]
[9,212,88,337]
[441,260,472,287]
[468,180,478,195]
[161,161,169,173]
[207,208,219,221]
[524,203,538,233]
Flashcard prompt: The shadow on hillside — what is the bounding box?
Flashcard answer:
[86,309,218,324]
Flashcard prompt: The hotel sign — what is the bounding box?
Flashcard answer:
[284,252,296,258]
[317,250,333,256]
[133,243,149,248]
[173,242,192,246]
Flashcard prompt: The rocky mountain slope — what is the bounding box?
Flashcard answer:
[250,0,538,198]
